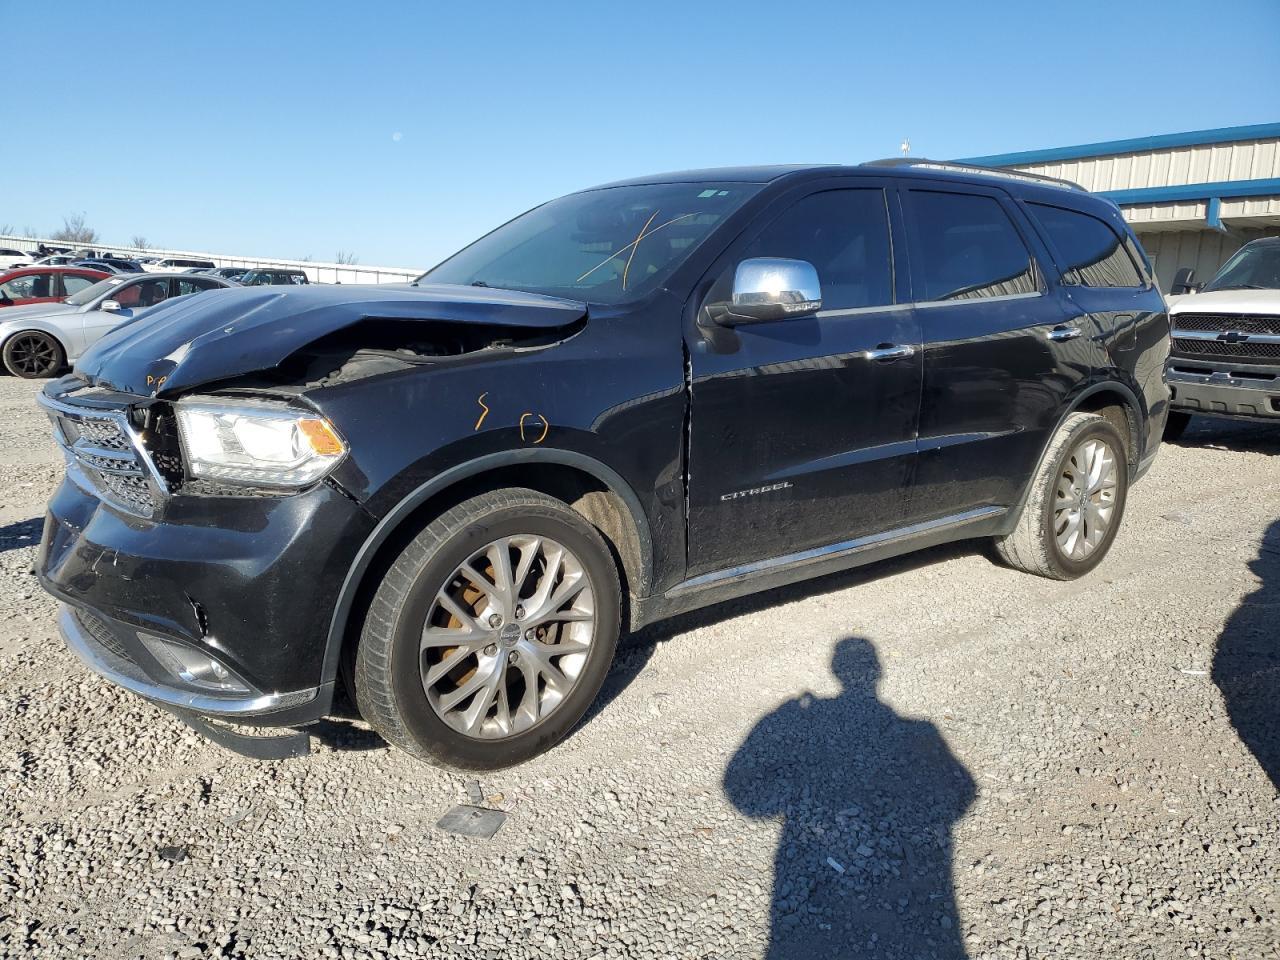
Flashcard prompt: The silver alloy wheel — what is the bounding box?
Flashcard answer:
[420,535,596,739]
[1053,437,1119,561]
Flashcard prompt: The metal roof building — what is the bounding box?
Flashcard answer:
[958,123,1280,291]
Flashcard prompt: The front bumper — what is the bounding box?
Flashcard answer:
[1167,361,1280,421]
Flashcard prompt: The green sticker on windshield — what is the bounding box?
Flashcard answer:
[697,189,718,198]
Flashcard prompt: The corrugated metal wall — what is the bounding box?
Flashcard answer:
[1014,137,1280,193]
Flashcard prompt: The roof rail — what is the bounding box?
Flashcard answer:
[862,157,1085,192]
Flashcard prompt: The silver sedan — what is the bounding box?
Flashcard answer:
[0,273,236,378]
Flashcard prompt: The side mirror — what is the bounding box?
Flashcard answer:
[710,258,822,326]
[100,299,121,313]
[1171,267,1200,295]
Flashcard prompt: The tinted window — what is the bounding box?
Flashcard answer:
[738,189,893,311]
[1,272,54,299]
[62,274,98,296]
[1027,202,1143,288]
[176,277,222,295]
[904,191,1038,302]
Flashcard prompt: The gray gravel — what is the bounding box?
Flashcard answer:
[1,373,1277,959]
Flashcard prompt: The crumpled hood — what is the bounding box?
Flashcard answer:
[1168,288,1280,316]
[74,283,587,397]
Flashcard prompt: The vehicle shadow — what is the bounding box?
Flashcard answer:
[585,539,982,726]
[1169,417,1280,456]
[724,637,974,957]
[0,517,43,555]
[1213,519,1280,791]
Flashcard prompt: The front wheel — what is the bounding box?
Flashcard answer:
[993,412,1129,580]
[354,488,621,769]
[3,330,65,378]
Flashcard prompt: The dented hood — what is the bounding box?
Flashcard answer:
[74,283,587,396]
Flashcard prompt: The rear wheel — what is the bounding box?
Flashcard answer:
[354,488,621,769]
[1163,410,1192,442]
[993,412,1129,580]
[2,331,65,378]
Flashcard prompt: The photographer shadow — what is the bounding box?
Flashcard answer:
[724,637,974,958]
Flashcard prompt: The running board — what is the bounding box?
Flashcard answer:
[669,506,1006,596]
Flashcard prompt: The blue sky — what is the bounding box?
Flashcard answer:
[7,0,1279,268]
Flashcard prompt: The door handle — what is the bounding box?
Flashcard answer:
[1045,325,1082,342]
[863,343,916,362]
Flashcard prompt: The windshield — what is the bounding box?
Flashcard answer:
[65,276,125,306]
[1203,242,1280,292]
[419,182,761,304]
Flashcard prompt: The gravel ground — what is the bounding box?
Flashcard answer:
[1,373,1277,960]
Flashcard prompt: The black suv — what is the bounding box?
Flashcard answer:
[36,161,1171,769]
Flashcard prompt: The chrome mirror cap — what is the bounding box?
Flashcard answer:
[723,258,822,325]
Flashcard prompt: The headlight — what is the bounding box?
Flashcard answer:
[175,399,346,488]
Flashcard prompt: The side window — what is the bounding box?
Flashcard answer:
[1026,202,1144,288]
[904,191,1038,302]
[177,277,219,295]
[61,274,98,296]
[3,272,54,298]
[736,189,893,312]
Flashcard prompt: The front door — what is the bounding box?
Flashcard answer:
[684,185,922,578]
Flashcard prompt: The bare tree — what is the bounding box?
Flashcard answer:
[335,250,359,265]
[130,235,149,251]
[51,213,99,245]
[0,223,13,236]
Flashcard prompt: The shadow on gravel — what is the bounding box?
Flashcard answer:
[724,638,974,958]
[0,517,43,554]
[1168,418,1280,456]
[1214,519,1280,791]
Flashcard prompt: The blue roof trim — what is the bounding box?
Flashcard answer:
[1098,177,1280,206]
[956,123,1280,166]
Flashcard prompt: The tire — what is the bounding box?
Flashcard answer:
[3,330,65,378]
[1163,410,1192,443]
[354,488,621,769]
[993,412,1129,580]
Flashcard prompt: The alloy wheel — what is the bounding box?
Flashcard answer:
[420,535,596,739]
[1053,437,1118,561]
[7,333,60,377]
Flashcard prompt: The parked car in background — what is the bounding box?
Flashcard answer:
[1164,236,1280,439]
[198,266,250,282]
[31,161,1169,768]
[0,248,34,270]
[33,255,80,266]
[0,266,110,308]
[0,272,234,377]
[144,256,216,273]
[73,258,145,274]
[238,267,310,286]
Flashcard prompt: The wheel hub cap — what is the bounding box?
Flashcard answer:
[419,534,596,740]
[1053,437,1119,561]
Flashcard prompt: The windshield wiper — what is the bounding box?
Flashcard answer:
[1210,283,1269,291]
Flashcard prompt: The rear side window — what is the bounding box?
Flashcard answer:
[904,190,1038,302]
[1027,202,1144,288]
[738,189,893,311]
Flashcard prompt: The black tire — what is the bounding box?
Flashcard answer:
[2,330,65,378]
[1163,410,1192,443]
[354,488,621,770]
[993,412,1129,580]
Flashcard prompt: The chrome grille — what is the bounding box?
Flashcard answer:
[1172,337,1280,364]
[1172,314,1280,335]
[39,394,165,518]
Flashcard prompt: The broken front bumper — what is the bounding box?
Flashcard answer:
[1167,362,1280,421]
[37,457,377,757]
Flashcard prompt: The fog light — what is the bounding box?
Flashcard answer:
[138,633,251,694]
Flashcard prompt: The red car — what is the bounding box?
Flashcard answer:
[0,266,110,308]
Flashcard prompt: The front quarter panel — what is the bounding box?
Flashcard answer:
[302,299,688,594]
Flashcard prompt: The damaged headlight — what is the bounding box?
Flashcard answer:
[175,399,346,488]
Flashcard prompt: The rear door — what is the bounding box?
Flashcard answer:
[899,184,1083,522]
[684,181,922,577]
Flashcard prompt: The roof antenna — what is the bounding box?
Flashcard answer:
[900,137,911,157]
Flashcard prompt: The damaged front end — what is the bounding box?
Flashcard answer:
[37,282,589,756]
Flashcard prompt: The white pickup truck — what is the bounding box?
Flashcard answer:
[1164,237,1280,439]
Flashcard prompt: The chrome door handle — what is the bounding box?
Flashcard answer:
[1045,325,1082,342]
[863,343,916,361]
